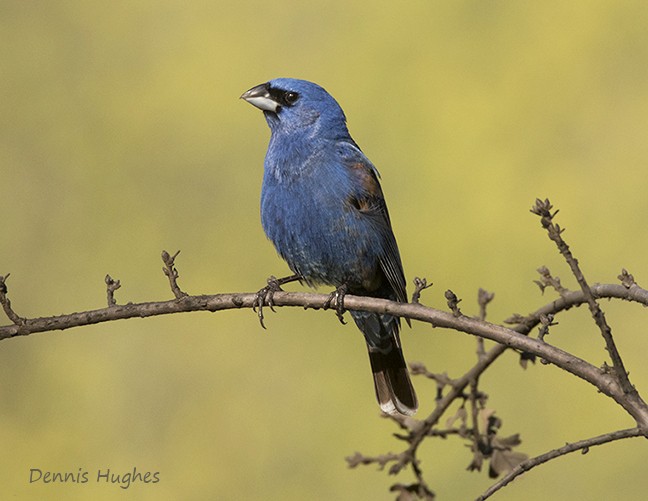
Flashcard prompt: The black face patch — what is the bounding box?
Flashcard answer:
[267,86,300,108]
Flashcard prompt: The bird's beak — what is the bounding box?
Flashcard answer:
[240,83,279,112]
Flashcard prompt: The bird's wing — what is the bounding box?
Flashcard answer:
[338,143,408,303]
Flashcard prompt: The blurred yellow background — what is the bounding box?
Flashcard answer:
[1,1,647,499]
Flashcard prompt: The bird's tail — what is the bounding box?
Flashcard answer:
[367,342,418,416]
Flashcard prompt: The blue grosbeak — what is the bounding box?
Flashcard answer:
[241,78,417,416]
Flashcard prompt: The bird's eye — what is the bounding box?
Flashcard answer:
[283,91,299,105]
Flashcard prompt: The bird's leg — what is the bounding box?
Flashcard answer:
[324,284,348,325]
[253,274,301,329]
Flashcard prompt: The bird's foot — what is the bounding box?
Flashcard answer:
[324,284,348,325]
[253,274,300,329]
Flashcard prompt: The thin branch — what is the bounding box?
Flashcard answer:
[537,313,557,343]
[476,427,645,500]
[346,451,401,470]
[0,274,25,325]
[531,199,634,396]
[161,250,187,299]
[389,343,508,475]
[468,378,483,465]
[105,274,121,307]
[412,277,433,304]
[476,288,494,359]
[445,289,462,317]
[534,266,568,296]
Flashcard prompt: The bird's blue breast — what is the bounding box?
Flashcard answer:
[260,139,384,288]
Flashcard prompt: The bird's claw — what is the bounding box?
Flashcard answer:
[324,284,348,325]
[253,276,283,329]
[253,274,301,329]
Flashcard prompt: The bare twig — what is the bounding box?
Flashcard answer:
[0,274,25,325]
[409,363,456,402]
[534,266,568,296]
[409,363,456,386]
[161,250,187,299]
[412,277,433,304]
[537,313,556,343]
[346,451,401,470]
[105,274,121,307]
[347,438,436,501]
[476,427,644,500]
[445,289,462,317]
[618,268,637,289]
[531,199,638,400]
[476,288,494,359]
[389,344,509,475]
[468,378,483,466]
[477,288,494,322]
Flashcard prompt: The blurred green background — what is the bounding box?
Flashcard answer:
[1,1,647,499]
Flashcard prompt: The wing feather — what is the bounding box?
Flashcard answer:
[339,143,407,303]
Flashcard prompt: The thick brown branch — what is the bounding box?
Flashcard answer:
[1,284,647,428]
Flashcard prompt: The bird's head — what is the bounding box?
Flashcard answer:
[241,78,348,137]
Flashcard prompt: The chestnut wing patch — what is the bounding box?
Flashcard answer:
[345,161,407,303]
[347,162,387,216]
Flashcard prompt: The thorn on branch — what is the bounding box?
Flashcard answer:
[445,289,462,317]
[618,269,636,289]
[0,274,26,326]
[105,274,121,307]
[534,266,568,296]
[412,277,433,304]
[537,313,557,343]
[477,288,495,321]
[161,250,187,299]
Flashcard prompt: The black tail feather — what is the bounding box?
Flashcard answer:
[367,344,418,416]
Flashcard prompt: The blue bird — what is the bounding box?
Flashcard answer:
[241,78,418,416]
